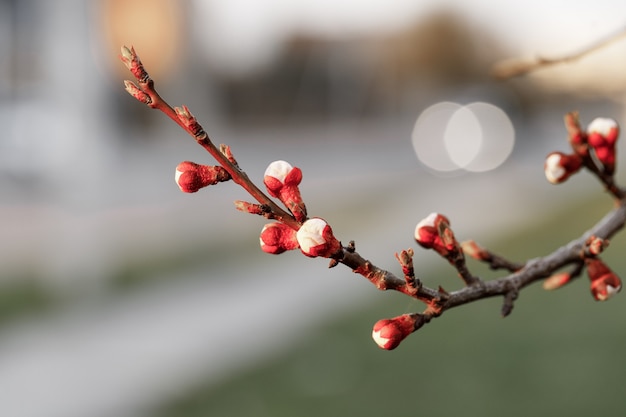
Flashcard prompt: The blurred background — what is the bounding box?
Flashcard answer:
[2,0,626,416]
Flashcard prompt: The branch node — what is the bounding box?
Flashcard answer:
[501,286,519,318]
[346,241,356,253]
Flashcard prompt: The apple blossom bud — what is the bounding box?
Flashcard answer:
[586,258,622,301]
[543,272,572,290]
[414,213,456,257]
[175,161,230,193]
[372,314,424,350]
[587,117,619,175]
[259,223,299,254]
[264,160,307,222]
[544,152,582,184]
[296,218,341,258]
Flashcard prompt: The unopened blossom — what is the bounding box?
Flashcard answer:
[259,223,299,254]
[414,213,457,257]
[175,161,230,193]
[587,117,619,175]
[372,314,423,350]
[264,160,307,222]
[586,258,622,301]
[544,152,582,184]
[296,218,341,258]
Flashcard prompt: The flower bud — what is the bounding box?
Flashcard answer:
[586,258,622,301]
[296,218,341,258]
[543,272,572,290]
[175,106,205,138]
[372,314,422,350]
[264,161,307,222]
[175,161,230,193]
[120,45,148,82]
[414,213,456,257]
[123,80,151,105]
[544,152,582,184]
[587,117,619,175]
[259,223,299,254]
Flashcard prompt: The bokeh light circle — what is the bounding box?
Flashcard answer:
[412,101,515,174]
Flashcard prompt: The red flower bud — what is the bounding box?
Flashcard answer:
[263,161,307,222]
[544,152,582,184]
[372,314,423,350]
[586,258,621,301]
[296,218,341,258]
[259,223,299,254]
[587,117,619,175]
[414,213,456,257]
[175,161,230,193]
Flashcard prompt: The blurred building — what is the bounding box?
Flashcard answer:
[212,11,514,125]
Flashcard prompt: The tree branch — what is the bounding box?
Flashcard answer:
[120,45,625,351]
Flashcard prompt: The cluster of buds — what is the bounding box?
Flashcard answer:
[414,213,460,259]
[371,313,426,350]
[261,161,341,258]
[545,115,620,183]
[264,161,307,222]
[175,161,231,193]
[586,258,622,301]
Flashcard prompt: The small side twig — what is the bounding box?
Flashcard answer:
[491,26,626,80]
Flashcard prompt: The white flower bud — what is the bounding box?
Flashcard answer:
[264,160,293,184]
[296,218,327,253]
[587,118,618,136]
[544,153,567,184]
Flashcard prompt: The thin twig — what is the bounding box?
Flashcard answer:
[120,46,301,230]
[491,26,626,79]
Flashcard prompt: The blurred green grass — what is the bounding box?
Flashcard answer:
[154,194,626,417]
